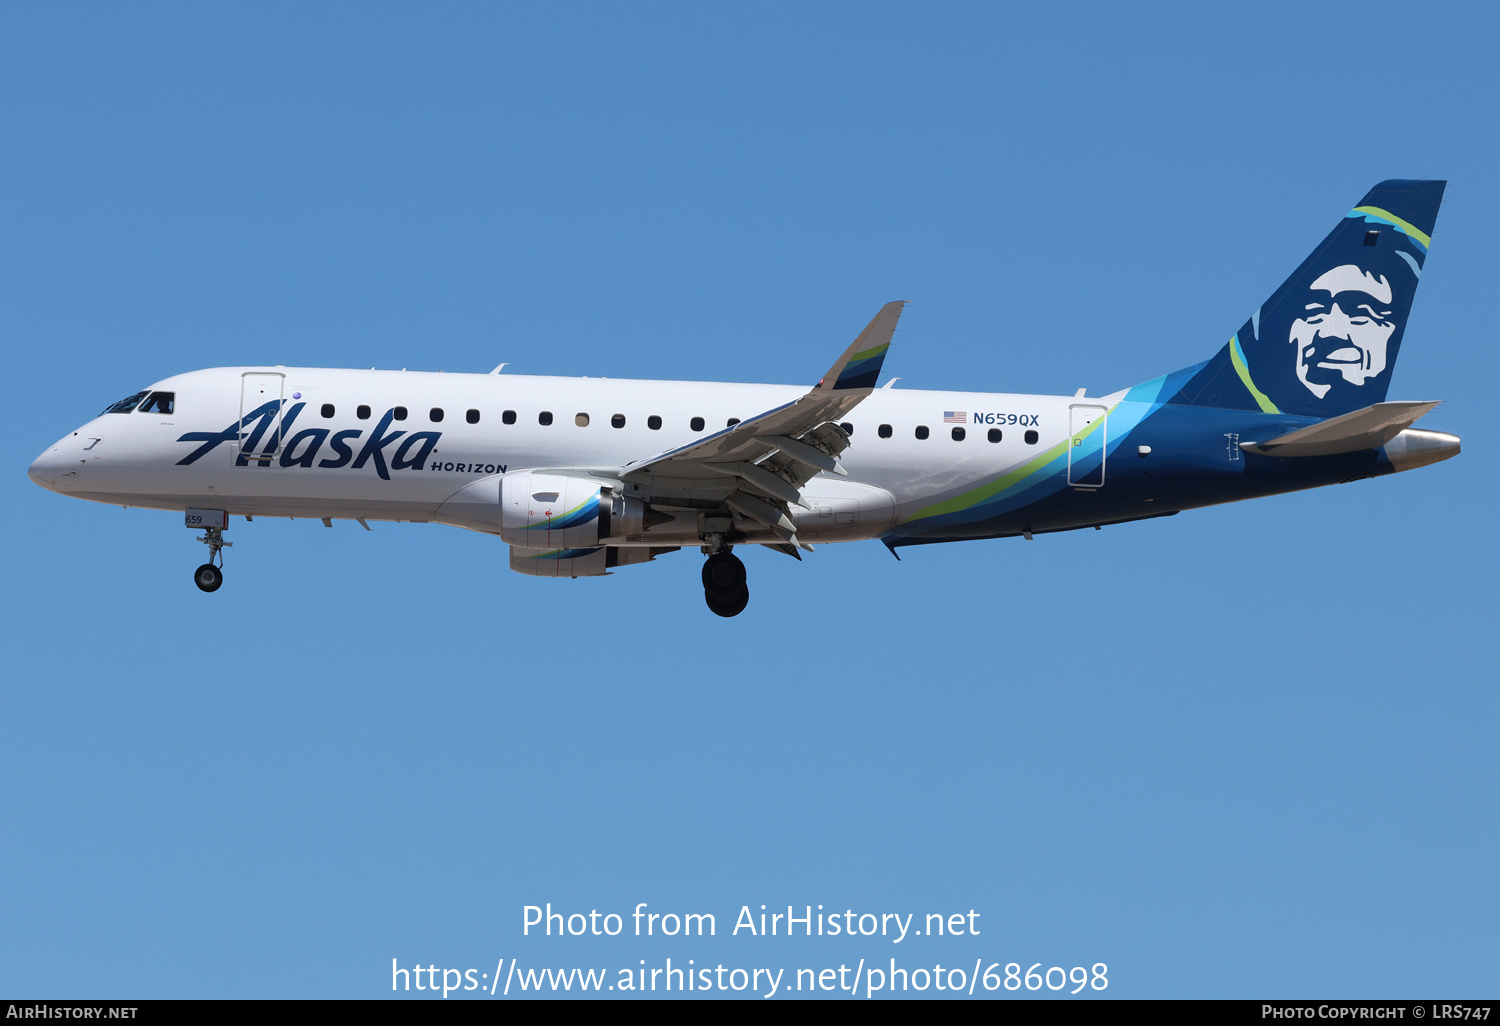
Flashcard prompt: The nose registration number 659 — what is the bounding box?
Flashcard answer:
[184,509,229,529]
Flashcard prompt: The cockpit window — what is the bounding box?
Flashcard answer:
[138,392,175,414]
[102,390,149,415]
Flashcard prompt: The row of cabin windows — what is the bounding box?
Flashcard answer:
[878,423,1040,444]
[101,391,1043,448]
[325,404,484,424]
[318,406,748,432]
[311,405,1042,446]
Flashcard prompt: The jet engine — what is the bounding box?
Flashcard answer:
[497,471,645,549]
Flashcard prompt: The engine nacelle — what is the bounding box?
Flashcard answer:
[498,471,645,548]
[508,544,676,578]
[508,544,610,578]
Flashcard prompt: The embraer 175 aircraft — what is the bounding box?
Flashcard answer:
[29,180,1459,616]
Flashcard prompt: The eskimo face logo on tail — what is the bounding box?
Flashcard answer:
[1289,265,1397,399]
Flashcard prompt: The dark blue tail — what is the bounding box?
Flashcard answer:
[1164,180,1445,418]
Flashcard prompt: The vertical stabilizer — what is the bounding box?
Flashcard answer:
[1164,180,1445,418]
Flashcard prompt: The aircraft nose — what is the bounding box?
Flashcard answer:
[28,447,59,490]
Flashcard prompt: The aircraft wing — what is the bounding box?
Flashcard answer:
[618,301,905,541]
[1240,400,1442,458]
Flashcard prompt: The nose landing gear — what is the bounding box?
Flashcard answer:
[193,523,231,593]
[702,551,749,617]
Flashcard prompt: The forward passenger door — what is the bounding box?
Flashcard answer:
[236,372,285,465]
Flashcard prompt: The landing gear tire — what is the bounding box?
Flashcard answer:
[702,552,747,596]
[705,585,749,618]
[194,563,223,593]
[702,551,748,616]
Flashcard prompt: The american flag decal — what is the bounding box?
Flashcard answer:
[943,411,967,424]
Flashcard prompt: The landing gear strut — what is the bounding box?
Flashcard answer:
[194,525,230,593]
[702,551,749,617]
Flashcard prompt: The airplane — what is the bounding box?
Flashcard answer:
[28,180,1458,617]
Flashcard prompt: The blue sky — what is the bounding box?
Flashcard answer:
[2,2,1495,999]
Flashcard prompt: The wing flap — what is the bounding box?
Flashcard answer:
[725,490,798,536]
[756,434,847,476]
[706,461,804,506]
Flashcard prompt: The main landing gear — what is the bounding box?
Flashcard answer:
[702,551,749,617]
[193,525,230,593]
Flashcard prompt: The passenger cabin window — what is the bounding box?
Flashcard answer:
[648,415,662,430]
[357,405,371,420]
[915,425,930,440]
[393,406,408,421]
[138,392,175,414]
[102,391,149,415]
[840,422,854,435]
[726,418,741,427]
[1024,429,1039,444]
[429,407,444,422]
[988,428,1002,443]
[466,409,480,424]
[321,404,335,419]
[690,417,704,431]
[502,410,516,425]
[950,426,965,441]
[539,411,553,426]
[611,414,626,428]
[878,424,892,438]
[575,413,590,427]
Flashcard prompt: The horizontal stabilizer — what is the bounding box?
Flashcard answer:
[1240,401,1441,458]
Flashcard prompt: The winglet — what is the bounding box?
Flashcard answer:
[816,301,905,393]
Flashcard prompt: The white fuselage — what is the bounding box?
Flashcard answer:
[30,366,1092,545]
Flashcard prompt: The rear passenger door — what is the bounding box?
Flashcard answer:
[1067,404,1107,489]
